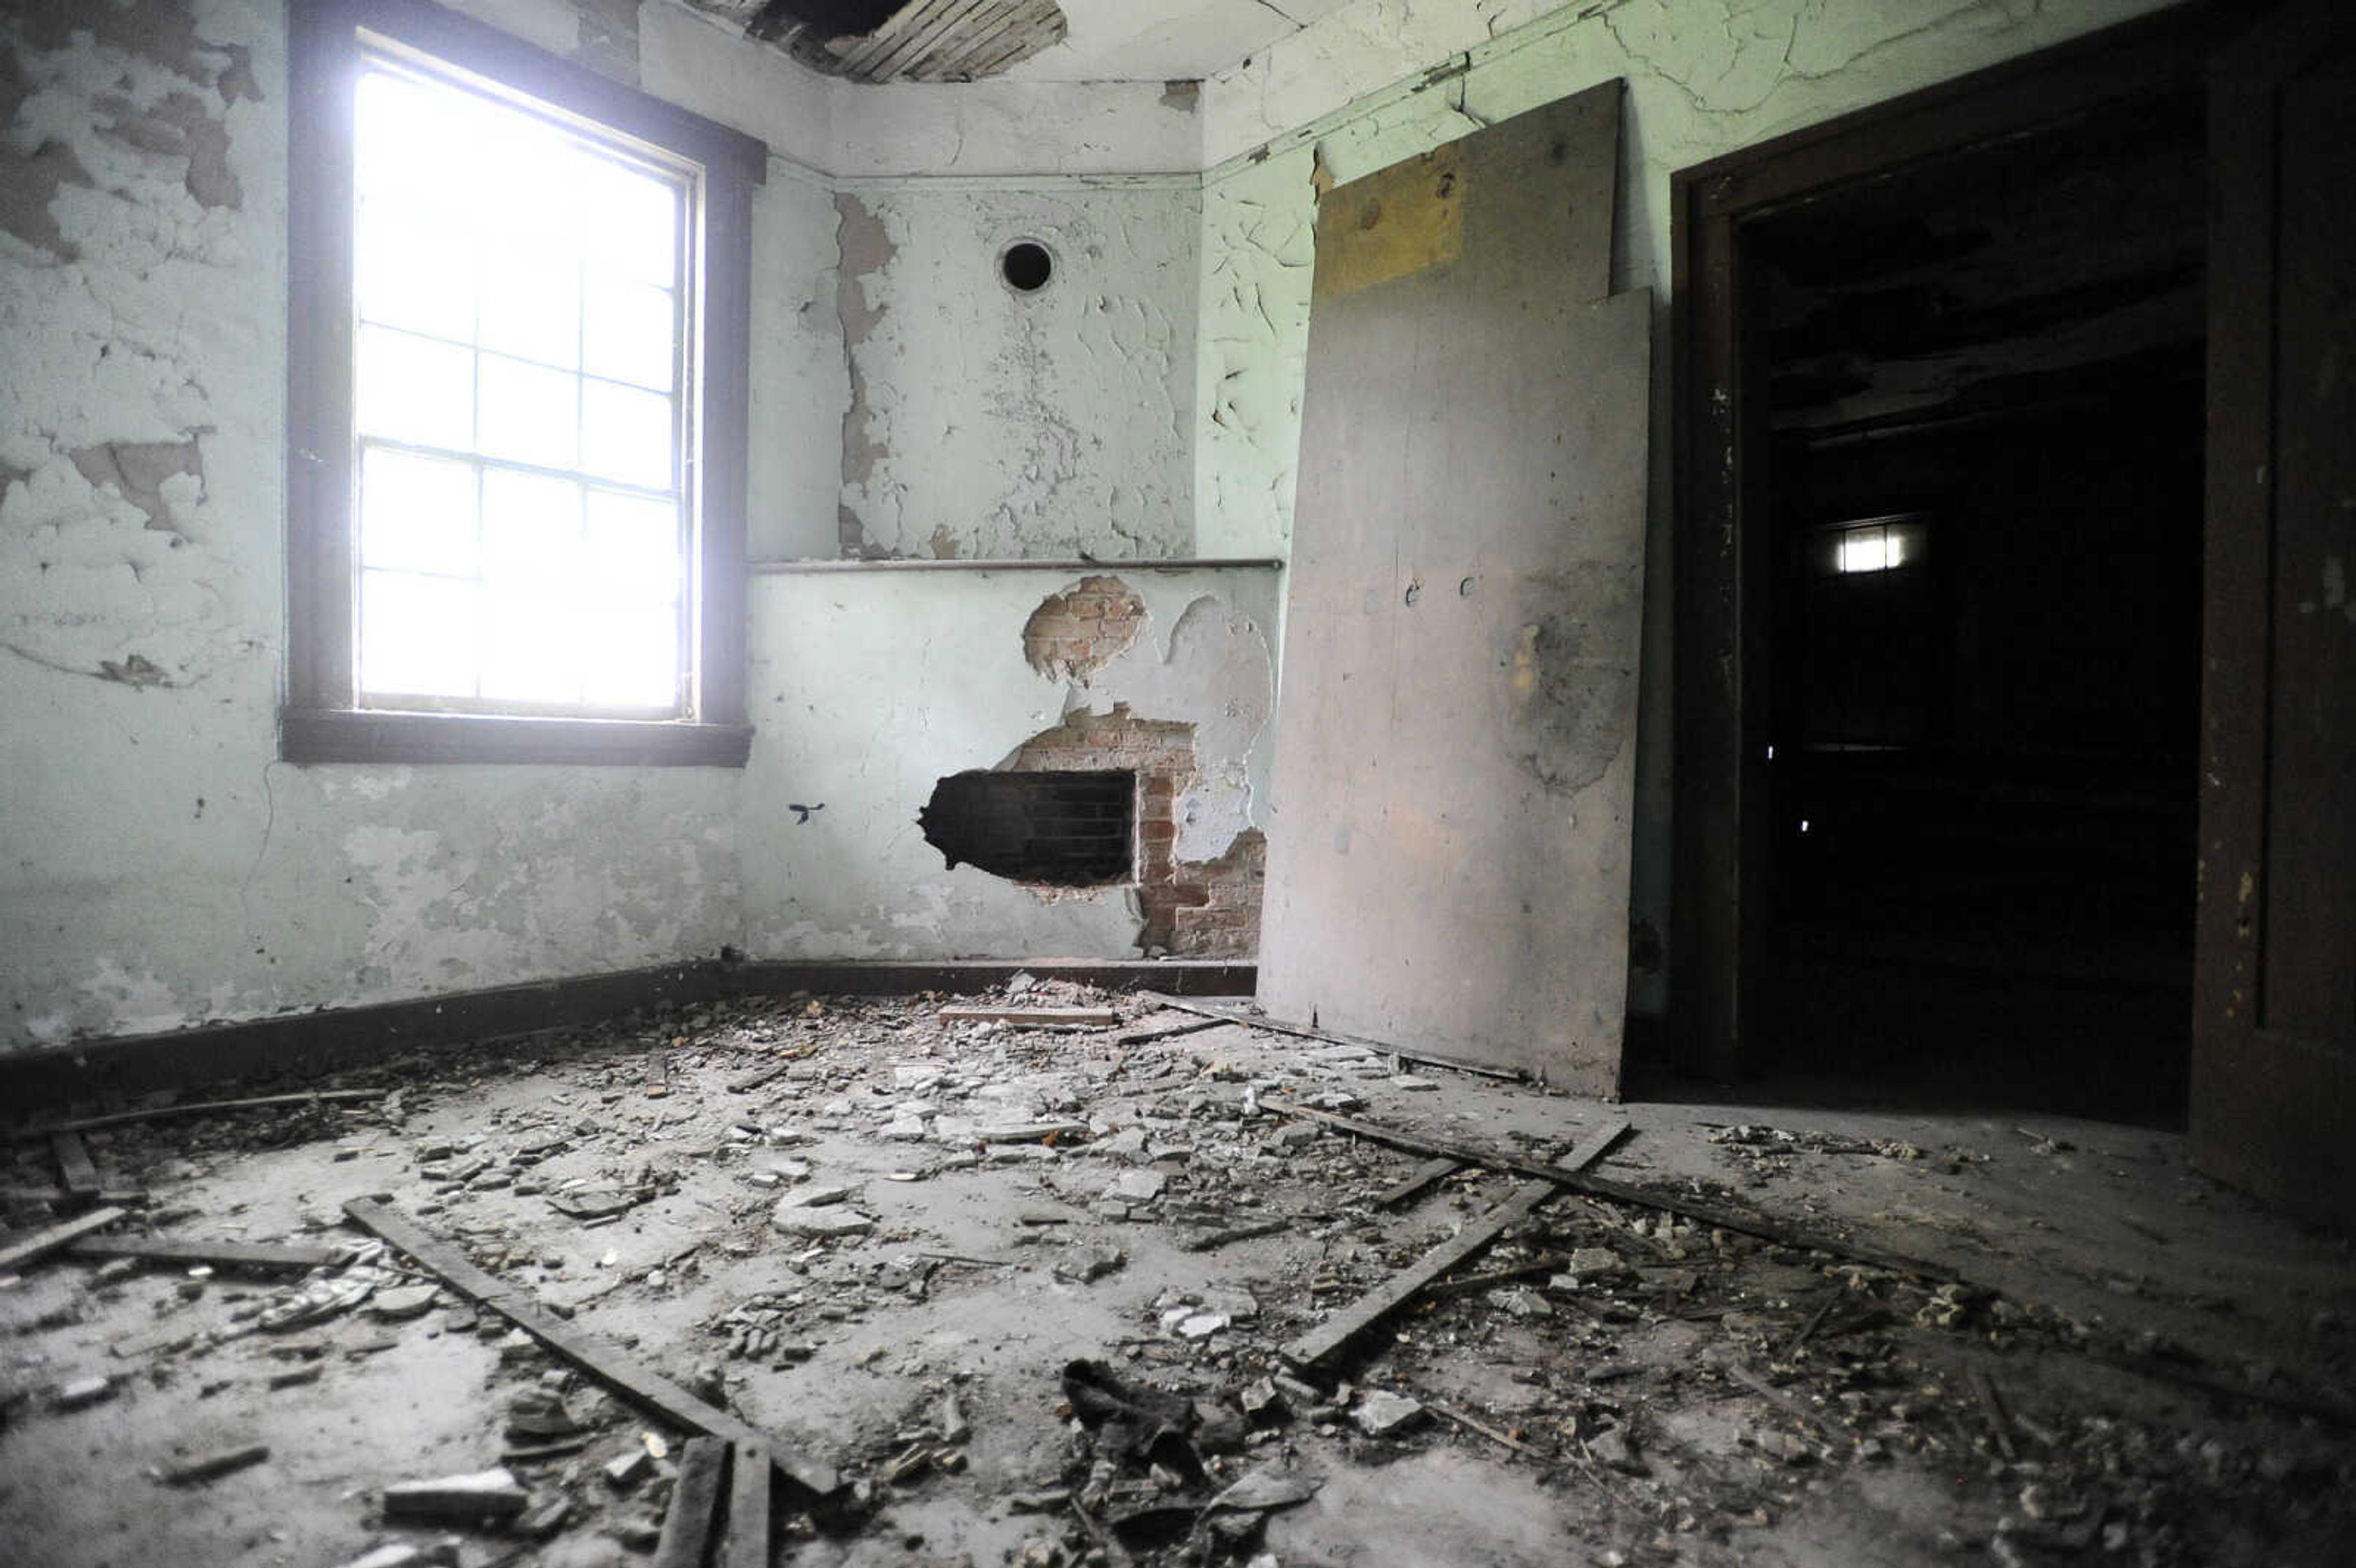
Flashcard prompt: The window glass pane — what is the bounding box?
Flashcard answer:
[580,604,680,709]
[480,597,585,704]
[479,470,583,705]
[356,200,475,342]
[356,69,476,213]
[479,244,580,370]
[579,380,673,489]
[577,155,681,287]
[481,127,593,253]
[347,50,699,726]
[583,489,680,601]
[477,355,579,470]
[360,447,478,575]
[582,275,676,391]
[480,468,582,586]
[361,571,478,698]
[357,325,475,450]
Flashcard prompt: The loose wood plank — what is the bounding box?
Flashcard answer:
[1135,993,1528,1082]
[67,1234,350,1272]
[937,1005,1118,1027]
[726,1060,794,1094]
[52,1132,100,1197]
[1561,1115,1633,1174]
[0,1207,125,1272]
[344,1197,839,1496]
[1281,1181,1556,1371]
[1278,1105,1957,1284]
[1373,1156,1463,1209]
[1115,1016,1228,1046]
[0,1185,144,1206]
[722,1440,771,1568]
[973,1121,1091,1145]
[157,1443,271,1485]
[652,1437,727,1568]
[15,1090,384,1140]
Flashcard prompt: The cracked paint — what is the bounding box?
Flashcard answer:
[1,1,264,689]
[1195,0,2189,556]
[2,1,743,1055]
[833,181,1198,559]
[834,190,898,556]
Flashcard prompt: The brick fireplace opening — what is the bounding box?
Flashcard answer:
[917,769,1135,886]
[918,703,1265,958]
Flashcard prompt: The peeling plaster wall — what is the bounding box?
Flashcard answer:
[830,178,1201,561]
[1189,0,2192,1013]
[0,1,762,1054]
[739,569,1279,959]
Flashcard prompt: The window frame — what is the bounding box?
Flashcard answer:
[285,0,763,766]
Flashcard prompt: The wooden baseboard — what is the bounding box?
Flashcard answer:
[0,958,1254,1113]
[717,958,1255,998]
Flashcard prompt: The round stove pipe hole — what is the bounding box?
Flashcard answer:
[999,239,1055,294]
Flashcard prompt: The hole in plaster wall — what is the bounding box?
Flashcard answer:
[919,769,1134,886]
[999,239,1055,295]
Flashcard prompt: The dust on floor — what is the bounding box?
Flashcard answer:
[2,982,2352,1568]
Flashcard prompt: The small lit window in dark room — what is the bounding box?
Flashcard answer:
[1798,513,1934,750]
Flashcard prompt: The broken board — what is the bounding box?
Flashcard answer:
[1258,81,1650,1093]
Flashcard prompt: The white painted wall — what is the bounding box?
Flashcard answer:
[0,0,752,1050]
[0,0,1220,1055]
[831,177,1201,561]
[0,0,2196,1053]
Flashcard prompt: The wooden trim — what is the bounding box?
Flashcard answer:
[282,709,753,766]
[719,958,1255,997]
[287,0,363,714]
[2187,0,2356,1223]
[350,0,766,185]
[0,963,732,1111]
[1666,1,2237,1082]
[1676,6,2229,220]
[698,172,754,729]
[0,959,1253,1113]
[749,558,1287,575]
[283,0,763,764]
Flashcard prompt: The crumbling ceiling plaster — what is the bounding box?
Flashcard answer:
[679,0,1360,85]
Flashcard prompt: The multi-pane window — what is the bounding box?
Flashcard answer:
[285,0,760,767]
[352,50,693,715]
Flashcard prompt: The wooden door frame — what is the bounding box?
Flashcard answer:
[1666,2,2239,1080]
[2192,0,2356,1220]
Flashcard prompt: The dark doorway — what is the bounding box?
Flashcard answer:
[1668,8,2239,1125]
[1747,94,2205,1121]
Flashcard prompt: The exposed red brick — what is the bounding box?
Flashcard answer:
[1022,575,1147,682]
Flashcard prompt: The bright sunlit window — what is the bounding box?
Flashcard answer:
[1822,515,1929,577]
[351,50,693,714]
[1836,528,1906,574]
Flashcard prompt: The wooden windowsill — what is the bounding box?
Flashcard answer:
[281,708,753,767]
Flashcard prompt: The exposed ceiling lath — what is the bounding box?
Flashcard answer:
[696,0,1071,84]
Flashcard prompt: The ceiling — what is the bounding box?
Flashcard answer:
[682,0,1363,85]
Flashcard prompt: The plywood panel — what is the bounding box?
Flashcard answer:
[1258,82,1651,1092]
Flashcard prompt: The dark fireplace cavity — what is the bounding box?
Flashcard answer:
[918,769,1136,887]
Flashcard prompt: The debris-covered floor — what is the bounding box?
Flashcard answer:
[4,983,2353,1568]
